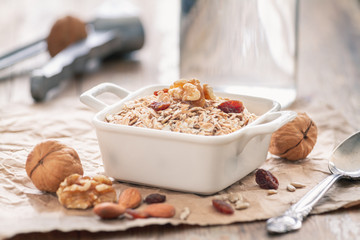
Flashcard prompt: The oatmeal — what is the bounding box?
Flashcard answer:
[105,79,257,136]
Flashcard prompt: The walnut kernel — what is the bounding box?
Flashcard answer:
[182,83,201,101]
[203,84,216,100]
[56,174,116,209]
[168,88,183,100]
[169,78,207,107]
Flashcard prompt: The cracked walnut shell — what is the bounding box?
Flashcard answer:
[26,140,84,192]
[57,174,117,209]
[269,112,317,161]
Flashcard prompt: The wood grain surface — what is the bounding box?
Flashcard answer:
[1,0,360,239]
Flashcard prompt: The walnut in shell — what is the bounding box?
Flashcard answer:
[57,174,117,209]
[26,140,84,192]
[47,15,87,57]
[269,112,317,161]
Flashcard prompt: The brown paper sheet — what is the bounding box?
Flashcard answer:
[0,97,359,239]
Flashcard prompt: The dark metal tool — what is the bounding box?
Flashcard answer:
[0,0,145,101]
[0,39,47,71]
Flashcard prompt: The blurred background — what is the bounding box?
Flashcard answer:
[0,0,180,102]
[0,0,359,125]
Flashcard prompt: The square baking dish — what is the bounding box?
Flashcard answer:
[80,83,296,194]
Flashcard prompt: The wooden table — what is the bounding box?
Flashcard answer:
[1,0,359,239]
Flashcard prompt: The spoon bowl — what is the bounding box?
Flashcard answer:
[267,131,360,234]
[329,131,360,179]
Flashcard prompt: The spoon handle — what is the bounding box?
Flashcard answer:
[266,173,342,233]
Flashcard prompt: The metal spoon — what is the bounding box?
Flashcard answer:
[267,131,360,234]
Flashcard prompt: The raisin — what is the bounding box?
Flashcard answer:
[149,101,170,111]
[255,169,279,190]
[125,209,149,219]
[218,100,244,113]
[153,88,169,96]
[144,193,166,204]
[212,199,234,214]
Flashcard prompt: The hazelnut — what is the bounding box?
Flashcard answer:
[269,112,317,161]
[47,15,87,57]
[26,140,84,192]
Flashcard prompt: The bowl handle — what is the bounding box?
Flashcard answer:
[238,111,297,151]
[80,83,131,111]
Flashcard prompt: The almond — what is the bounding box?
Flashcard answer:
[93,202,125,219]
[118,188,142,209]
[125,209,150,219]
[143,203,176,218]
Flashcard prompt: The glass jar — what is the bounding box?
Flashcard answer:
[180,0,299,109]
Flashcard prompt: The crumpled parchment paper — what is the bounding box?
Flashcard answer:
[0,97,359,239]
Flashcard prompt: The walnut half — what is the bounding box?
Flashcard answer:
[56,174,117,209]
[168,78,216,107]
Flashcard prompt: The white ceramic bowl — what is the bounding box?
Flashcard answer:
[80,83,296,194]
